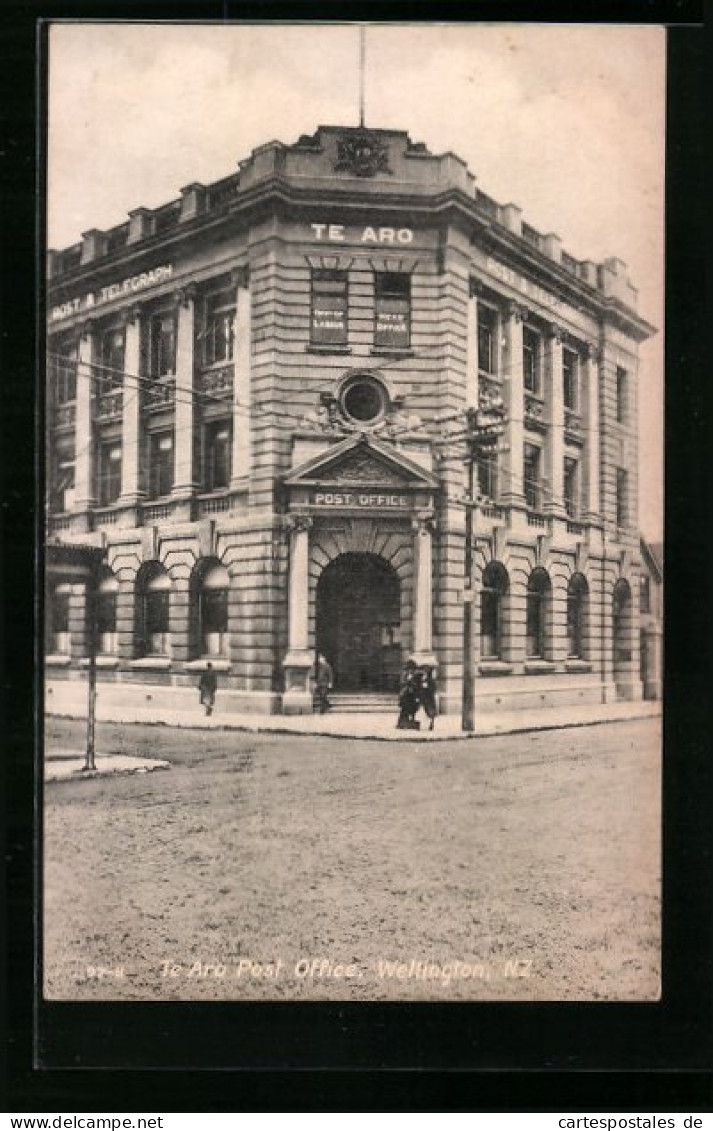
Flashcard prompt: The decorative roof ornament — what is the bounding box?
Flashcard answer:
[334,129,392,178]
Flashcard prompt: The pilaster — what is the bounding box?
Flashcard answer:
[231,265,251,488]
[172,287,196,498]
[583,343,601,521]
[282,513,314,713]
[410,512,437,667]
[119,306,143,504]
[73,322,95,512]
[501,301,526,508]
[545,323,566,519]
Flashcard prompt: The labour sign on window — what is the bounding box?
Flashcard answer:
[312,301,347,344]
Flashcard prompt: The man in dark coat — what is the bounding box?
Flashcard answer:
[198,662,218,716]
[314,653,334,714]
[397,660,420,729]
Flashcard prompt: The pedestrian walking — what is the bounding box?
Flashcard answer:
[396,659,420,729]
[314,653,334,714]
[417,665,438,731]
[198,662,218,716]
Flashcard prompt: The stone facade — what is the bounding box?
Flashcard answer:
[45,125,656,716]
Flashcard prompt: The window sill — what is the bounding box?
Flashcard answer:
[564,660,592,673]
[184,659,231,672]
[524,660,556,675]
[79,656,120,669]
[370,347,413,358]
[305,345,352,355]
[129,657,172,670]
[478,662,514,677]
[45,654,71,667]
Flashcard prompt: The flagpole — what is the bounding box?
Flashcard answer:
[359,25,366,128]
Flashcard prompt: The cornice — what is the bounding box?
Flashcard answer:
[48,175,656,341]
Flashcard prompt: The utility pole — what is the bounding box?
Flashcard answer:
[82,557,100,772]
[462,428,476,731]
[461,403,506,733]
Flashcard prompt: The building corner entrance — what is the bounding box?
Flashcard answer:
[316,552,401,693]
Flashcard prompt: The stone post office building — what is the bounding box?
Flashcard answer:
[45,125,659,717]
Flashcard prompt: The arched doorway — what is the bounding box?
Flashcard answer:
[316,552,401,692]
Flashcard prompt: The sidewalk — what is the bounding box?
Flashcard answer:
[45,750,171,782]
[47,698,661,743]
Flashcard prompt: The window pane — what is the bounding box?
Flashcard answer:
[311,270,348,345]
[481,589,499,658]
[375,273,410,348]
[526,593,543,657]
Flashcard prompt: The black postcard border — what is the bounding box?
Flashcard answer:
[4,2,710,1112]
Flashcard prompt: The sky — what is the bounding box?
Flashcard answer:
[47,22,665,539]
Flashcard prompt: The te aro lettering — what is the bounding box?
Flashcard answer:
[311,223,413,245]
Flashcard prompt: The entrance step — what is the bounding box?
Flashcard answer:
[328,693,397,714]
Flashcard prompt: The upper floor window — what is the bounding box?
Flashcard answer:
[202,420,232,492]
[616,366,628,424]
[477,448,498,501]
[201,287,235,366]
[311,269,348,346]
[374,272,410,349]
[51,342,78,405]
[147,311,176,378]
[563,457,579,518]
[523,326,541,394]
[640,574,651,614]
[477,304,498,376]
[563,347,579,411]
[98,327,125,391]
[50,456,75,513]
[523,443,542,511]
[148,431,174,498]
[98,443,122,506]
[616,467,629,528]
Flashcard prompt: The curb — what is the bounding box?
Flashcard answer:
[46,708,662,744]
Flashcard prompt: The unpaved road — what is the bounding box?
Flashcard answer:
[43,716,661,1002]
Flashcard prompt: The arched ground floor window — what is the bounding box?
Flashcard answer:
[194,560,230,657]
[526,567,551,659]
[96,568,119,654]
[480,561,509,660]
[48,582,71,653]
[136,564,171,657]
[566,572,589,659]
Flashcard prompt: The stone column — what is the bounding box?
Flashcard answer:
[119,306,143,505]
[73,322,95,513]
[545,323,566,519]
[282,514,314,714]
[466,280,480,410]
[231,265,251,488]
[583,343,601,521]
[410,512,437,668]
[172,287,196,499]
[501,301,526,508]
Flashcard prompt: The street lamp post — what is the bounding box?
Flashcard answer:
[82,559,99,772]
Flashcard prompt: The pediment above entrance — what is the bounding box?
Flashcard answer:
[284,434,439,491]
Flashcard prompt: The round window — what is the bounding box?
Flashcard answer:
[340,377,387,425]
